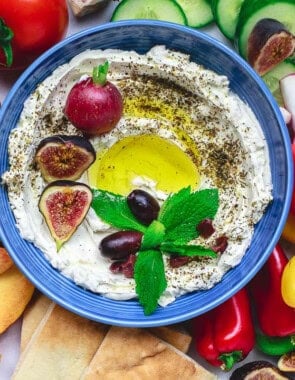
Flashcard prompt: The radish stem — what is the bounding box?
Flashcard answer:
[93,61,109,86]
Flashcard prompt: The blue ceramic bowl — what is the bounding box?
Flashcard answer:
[0,21,293,327]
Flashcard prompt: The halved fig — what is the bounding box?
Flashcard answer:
[230,361,290,380]
[248,18,295,76]
[38,180,92,251]
[35,135,96,182]
[278,352,295,372]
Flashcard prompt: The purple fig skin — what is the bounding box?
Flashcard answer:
[38,180,93,251]
[35,135,96,182]
[248,18,295,76]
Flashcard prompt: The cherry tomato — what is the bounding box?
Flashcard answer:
[281,256,295,307]
[0,0,68,70]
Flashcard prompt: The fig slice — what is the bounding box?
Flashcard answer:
[230,360,290,380]
[278,352,295,373]
[247,18,295,76]
[38,180,92,251]
[35,135,96,182]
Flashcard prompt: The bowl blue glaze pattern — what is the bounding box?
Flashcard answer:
[0,21,293,327]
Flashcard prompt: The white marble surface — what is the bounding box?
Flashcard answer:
[0,2,294,379]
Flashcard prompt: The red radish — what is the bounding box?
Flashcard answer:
[280,106,292,125]
[64,61,123,136]
[280,73,295,138]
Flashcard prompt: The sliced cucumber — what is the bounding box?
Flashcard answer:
[211,0,245,40]
[262,59,295,105]
[236,0,295,59]
[175,0,214,28]
[111,0,188,25]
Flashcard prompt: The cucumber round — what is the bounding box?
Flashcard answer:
[176,0,214,28]
[211,0,245,40]
[236,0,295,59]
[262,59,295,105]
[111,0,188,25]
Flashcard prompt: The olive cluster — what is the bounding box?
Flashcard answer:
[100,190,160,273]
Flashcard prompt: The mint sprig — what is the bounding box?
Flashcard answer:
[134,249,167,316]
[141,220,166,250]
[91,186,219,315]
[160,242,217,258]
[159,187,219,244]
[92,189,147,233]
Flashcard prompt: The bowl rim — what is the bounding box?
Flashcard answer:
[0,20,293,327]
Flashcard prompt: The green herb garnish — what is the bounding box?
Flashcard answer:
[134,249,167,316]
[92,189,147,233]
[159,187,219,244]
[160,242,217,258]
[92,186,219,315]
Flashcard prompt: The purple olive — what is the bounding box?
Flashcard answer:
[127,189,160,225]
[100,231,143,260]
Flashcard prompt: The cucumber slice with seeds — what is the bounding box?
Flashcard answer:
[176,0,214,28]
[236,0,295,59]
[111,0,188,25]
[211,0,245,40]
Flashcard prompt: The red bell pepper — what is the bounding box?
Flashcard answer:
[193,288,255,371]
[250,244,295,337]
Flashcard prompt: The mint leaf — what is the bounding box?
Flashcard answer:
[134,249,167,315]
[160,242,217,258]
[158,186,191,221]
[159,188,219,244]
[141,220,166,250]
[91,189,147,233]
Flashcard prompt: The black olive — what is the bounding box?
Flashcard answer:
[100,231,143,260]
[127,189,160,225]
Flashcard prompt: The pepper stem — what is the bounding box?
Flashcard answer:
[92,61,109,86]
[219,350,243,371]
[0,18,14,67]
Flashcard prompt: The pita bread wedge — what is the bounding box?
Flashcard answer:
[19,292,191,355]
[12,304,109,380]
[149,325,192,353]
[0,265,34,334]
[82,326,217,380]
[20,292,53,352]
[0,247,13,274]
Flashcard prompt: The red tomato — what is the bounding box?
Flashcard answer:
[0,0,68,70]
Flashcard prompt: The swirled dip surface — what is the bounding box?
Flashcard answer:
[3,46,272,306]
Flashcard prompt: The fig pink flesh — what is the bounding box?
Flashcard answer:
[46,189,90,239]
[253,32,295,75]
[37,143,93,181]
[247,19,295,76]
[39,182,92,250]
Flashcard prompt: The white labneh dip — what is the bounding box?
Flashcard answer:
[3,46,272,307]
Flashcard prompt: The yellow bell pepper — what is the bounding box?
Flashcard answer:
[281,256,295,307]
